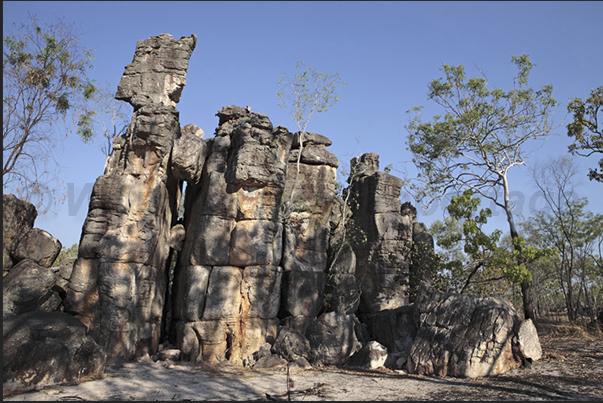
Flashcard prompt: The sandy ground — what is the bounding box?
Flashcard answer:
[4,335,603,401]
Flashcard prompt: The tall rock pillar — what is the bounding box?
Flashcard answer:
[65,34,196,364]
[347,153,412,313]
[172,106,292,365]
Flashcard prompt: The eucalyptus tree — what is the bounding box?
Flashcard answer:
[430,189,554,298]
[406,54,557,320]
[3,13,98,211]
[530,155,603,321]
[277,61,346,204]
[566,86,602,182]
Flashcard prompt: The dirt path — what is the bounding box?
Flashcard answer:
[5,335,603,401]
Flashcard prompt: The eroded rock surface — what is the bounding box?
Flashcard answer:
[65,33,197,365]
[408,281,541,378]
[3,311,106,398]
[347,153,413,313]
[2,32,542,394]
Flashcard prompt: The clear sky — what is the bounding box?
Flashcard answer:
[4,1,603,248]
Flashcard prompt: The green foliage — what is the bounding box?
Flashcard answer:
[3,13,98,210]
[277,61,346,207]
[52,242,78,267]
[431,189,553,296]
[405,54,556,210]
[567,86,603,182]
[277,61,346,134]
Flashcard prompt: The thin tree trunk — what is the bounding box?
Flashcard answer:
[503,175,536,321]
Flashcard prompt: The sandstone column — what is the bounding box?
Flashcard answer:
[65,34,196,364]
[172,106,292,364]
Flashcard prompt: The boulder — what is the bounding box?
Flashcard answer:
[305,311,362,366]
[407,282,540,378]
[2,311,106,398]
[13,228,62,268]
[344,340,388,370]
[516,318,542,362]
[3,194,37,273]
[3,259,58,317]
[171,123,208,183]
[272,326,311,361]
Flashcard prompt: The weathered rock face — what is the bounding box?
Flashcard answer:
[408,282,541,378]
[116,33,196,109]
[2,32,544,391]
[172,106,292,365]
[279,131,339,334]
[13,228,62,268]
[3,311,106,398]
[3,259,61,317]
[3,194,40,273]
[347,153,414,313]
[65,34,197,364]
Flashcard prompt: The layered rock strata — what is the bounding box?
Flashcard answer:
[172,105,293,364]
[65,34,197,364]
[347,153,415,313]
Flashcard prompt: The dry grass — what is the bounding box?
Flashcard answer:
[537,317,603,341]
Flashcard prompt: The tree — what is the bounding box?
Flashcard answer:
[52,242,78,267]
[79,81,130,161]
[430,189,553,298]
[406,54,557,320]
[567,86,603,182]
[277,60,346,204]
[529,155,603,322]
[3,13,97,211]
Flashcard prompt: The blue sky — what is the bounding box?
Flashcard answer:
[4,1,603,248]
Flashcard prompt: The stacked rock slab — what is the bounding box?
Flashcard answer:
[279,131,339,334]
[65,34,197,364]
[172,106,293,365]
[347,153,413,313]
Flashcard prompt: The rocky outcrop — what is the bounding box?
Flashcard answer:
[407,282,541,378]
[2,32,543,388]
[3,311,106,398]
[65,33,197,364]
[347,153,415,313]
[2,195,102,397]
[171,106,292,365]
[3,259,61,317]
[2,194,61,273]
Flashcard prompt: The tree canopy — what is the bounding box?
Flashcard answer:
[406,54,557,320]
[567,86,602,182]
[277,60,346,204]
[3,13,97,211]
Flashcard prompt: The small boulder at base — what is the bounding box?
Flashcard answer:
[2,311,106,398]
[344,340,388,370]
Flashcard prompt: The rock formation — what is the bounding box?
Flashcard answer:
[346,153,419,313]
[2,33,545,397]
[397,282,540,377]
[3,194,60,274]
[2,195,106,398]
[64,33,197,364]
